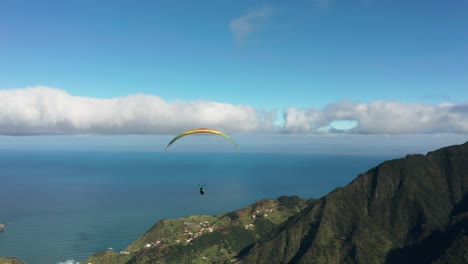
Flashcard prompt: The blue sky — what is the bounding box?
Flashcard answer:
[0,0,467,154]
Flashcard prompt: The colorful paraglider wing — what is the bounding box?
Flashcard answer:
[165,128,239,152]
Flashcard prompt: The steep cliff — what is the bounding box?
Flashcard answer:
[240,142,468,264]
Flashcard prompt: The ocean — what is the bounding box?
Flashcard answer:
[0,151,395,264]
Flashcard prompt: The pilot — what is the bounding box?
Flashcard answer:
[199,184,206,195]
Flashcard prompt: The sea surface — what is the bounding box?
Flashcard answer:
[0,151,395,264]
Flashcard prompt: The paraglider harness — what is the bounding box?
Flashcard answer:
[199,184,206,195]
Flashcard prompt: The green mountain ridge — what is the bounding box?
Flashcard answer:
[239,142,468,264]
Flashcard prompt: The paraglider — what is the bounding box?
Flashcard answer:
[165,128,239,152]
[166,128,239,196]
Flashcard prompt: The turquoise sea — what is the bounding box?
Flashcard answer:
[0,151,395,264]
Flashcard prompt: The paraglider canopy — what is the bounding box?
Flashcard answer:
[165,128,239,152]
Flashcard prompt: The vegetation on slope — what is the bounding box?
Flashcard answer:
[240,141,468,264]
[84,195,310,264]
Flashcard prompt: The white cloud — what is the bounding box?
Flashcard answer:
[0,86,274,135]
[283,100,468,134]
[1,87,468,136]
[229,6,274,45]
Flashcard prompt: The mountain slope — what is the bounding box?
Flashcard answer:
[84,196,311,264]
[239,141,468,264]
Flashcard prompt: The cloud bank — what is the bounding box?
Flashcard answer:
[1,86,468,135]
[283,100,468,134]
[0,86,274,135]
[229,6,274,45]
